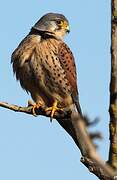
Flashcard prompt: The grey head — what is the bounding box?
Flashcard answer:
[31,13,70,39]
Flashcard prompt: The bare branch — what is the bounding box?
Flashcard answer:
[71,112,115,178]
[81,157,114,180]
[0,101,116,179]
[108,0,117,169]
[0,101,71,119]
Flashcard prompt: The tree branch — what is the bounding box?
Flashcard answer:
[81,157,114,180]
[108,0,117,169]
[0,101,116,179]
[0,101,71,119]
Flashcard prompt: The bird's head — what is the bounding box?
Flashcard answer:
[32,13,70,39]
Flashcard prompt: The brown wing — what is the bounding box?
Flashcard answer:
[58,42,78,97]
[11,35,39,92]
[58,42,82,115]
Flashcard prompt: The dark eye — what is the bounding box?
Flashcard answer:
[56,20,63,26]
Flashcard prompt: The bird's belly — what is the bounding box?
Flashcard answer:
[17,62,73,110]
[36,76,73,109]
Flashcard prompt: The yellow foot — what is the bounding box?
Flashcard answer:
[28,100,43,116]
[45,100,61,122]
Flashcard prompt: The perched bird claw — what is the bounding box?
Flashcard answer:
[30,102,43,116]
[45,100,62,122]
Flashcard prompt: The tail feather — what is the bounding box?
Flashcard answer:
[71,94,83,117]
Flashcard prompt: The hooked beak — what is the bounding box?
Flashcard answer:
[66,25,70,33]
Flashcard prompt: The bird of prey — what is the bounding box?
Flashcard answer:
[11,13,82,120]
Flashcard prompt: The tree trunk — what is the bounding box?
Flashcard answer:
[108,0,117,169]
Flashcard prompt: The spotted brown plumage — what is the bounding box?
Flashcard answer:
[11,12,82,117]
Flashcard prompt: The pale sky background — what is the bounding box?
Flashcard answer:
[0,1,111,180]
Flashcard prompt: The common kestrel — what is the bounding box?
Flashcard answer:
[11,13,82,119]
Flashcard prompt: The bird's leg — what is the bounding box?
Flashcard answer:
[45,100,61,122]
[32,103,42,116]
[28,100,43,116]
